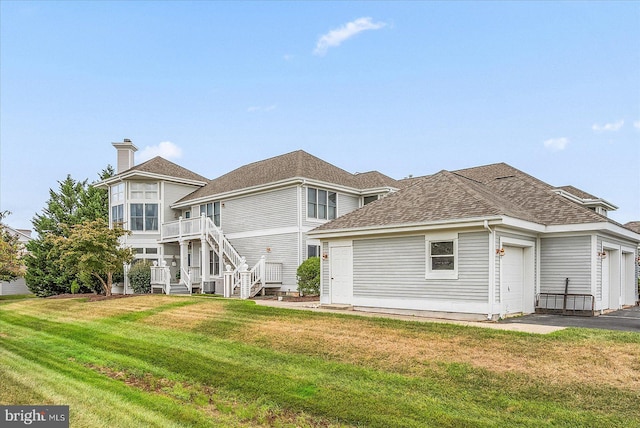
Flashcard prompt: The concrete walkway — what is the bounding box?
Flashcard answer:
[253,299,565,334]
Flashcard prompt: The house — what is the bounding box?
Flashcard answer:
[0,226,32,295]
[97,140,398,296]
[308,163,640,319]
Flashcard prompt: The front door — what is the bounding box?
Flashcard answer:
[330,244,353,304]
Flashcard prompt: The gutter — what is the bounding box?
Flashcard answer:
[308,216,504,239]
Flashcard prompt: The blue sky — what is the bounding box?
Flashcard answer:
[1,1,639,230]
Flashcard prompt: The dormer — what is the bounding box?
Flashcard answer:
[553,185,618,217]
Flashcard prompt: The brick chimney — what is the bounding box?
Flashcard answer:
[112,139,138,173]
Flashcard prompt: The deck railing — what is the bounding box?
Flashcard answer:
[150,263,171,294]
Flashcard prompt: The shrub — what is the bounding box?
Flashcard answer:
[128,260,152,294]
[296,257,320,296]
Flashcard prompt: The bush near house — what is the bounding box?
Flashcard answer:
[297,256,320,296]
[128,260,152,294]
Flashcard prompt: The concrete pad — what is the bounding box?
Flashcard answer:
[253,299,565,334]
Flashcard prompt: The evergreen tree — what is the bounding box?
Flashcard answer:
[0,211,24,282]
[24,168,114,296]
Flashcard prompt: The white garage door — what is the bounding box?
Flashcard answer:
[502,246,524,314]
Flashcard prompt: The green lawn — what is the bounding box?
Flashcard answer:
[0,295,639,427]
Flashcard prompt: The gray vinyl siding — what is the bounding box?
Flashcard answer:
[229,232,299,291]
[163,182,201,224]
[0,277,30,295]
[321,242,330,296]
[222,187,298,234]
[540,236,591,294]
[352,232,489,302]
[337,193,359,217]
[596,236,603,301]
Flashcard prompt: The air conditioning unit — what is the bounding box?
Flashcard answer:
[203,280,216,294]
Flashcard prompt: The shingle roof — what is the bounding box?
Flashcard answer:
[453,163,607,225]
[625,221,640,234]
[176,150,399,203]
[556,185,599,200]
[313,162,614,232]
[124,156,209,183]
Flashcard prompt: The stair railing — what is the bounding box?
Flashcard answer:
[202,216,243,270]
[181,266,192,294]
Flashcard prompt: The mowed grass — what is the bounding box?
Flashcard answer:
[1,296,639,427]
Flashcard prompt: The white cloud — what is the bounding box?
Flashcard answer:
[314,17,387,56]
[543,137,569,152]
[247,104,277,113]
[283,54,294,61]
[592,120,624,132]
[633,120,640,129]
[136,141,182,163]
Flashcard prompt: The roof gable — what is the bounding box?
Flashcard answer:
[124,156,209,183]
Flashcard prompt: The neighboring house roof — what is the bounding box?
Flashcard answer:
[556,185,599,200]
[312,162,622,233]
[625,221,640,234]
[3,226,32,244]
[175,150,399,205]
[552,184,618,211]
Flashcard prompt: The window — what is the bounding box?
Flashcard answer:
[307,245,321,259]
[307,188,337,220]
[131,182,158,199]
[130,203,159,231]
[111,204,124,226]
[200,202,221,226]
[111,183,124,203]
[146,248,158,254]
[430,241,454,270]
[425,234,458,279]
[184,210,191,219]
[363,195,378,205]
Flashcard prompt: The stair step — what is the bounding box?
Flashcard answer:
[169,285,190,295]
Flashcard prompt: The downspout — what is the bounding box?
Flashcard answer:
[484,220,495,320]
[298,180,305,272]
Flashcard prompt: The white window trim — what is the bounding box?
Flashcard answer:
[129,202,159,232]
[130,182,159,200]
[306,187,337,221]
[425,232,459,280]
